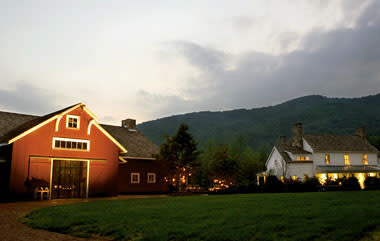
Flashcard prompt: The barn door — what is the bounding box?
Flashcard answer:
[52,160,87,199]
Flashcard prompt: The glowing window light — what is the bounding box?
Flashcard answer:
[325,154,330,165]
[344,155,350,165]
[358,173,365,189]
[319,174,327,185]
[363,154,368,165]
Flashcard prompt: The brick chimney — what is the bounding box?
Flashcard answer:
[292,123,303,149]
[121,119,136,130]
[356,127,366,140]
[280,136,287,146]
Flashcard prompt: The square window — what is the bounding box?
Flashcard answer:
[82,142,87,150]
[147,173,156,183]
[67,115,80,129]
[131,173,140,184]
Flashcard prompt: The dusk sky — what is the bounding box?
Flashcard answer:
[1,0,379,124]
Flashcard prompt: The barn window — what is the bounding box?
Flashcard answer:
[147,173,156,183]
[66,115,80,129]
[53,137,89,151]
[131,173,140,184]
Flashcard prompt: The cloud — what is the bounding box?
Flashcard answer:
[0,82,58,114]
[139,0,380,116]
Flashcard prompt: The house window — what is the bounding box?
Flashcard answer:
[147,173,156,183]
[296,156,309,161]
[363,154,368,165]
[131,173,140,184]
[344,155,350,165]
[325,154,330,165]
[53,137,89,151]
[66,115,80,129]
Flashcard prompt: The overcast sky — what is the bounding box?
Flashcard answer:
[0,0,379,124]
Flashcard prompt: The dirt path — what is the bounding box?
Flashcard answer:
[0,195,168,241]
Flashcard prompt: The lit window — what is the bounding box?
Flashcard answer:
[296,156,306,161]
[66,115,80,129]
[344,155,350,165]
[325,154,330,165]
[53,137,89,151]
[147,173,156,183]
[363,154,368,165]
[292,176,297,181]
[131,173,140,184]
[305,156,310,160]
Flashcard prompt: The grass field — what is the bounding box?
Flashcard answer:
[24,191,380,241]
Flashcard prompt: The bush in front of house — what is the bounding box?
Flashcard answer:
[263,175,284,192]
[303,177,321,192]
[285,179,303,192]
[364,177,380,190]
[341,177,361,191]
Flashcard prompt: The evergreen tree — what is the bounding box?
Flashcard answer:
[159,123,199,191]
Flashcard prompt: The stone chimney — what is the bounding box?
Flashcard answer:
[122,119,136,130]
[280,136,287,146]
[292,123,303,149]
[356,127,366,140]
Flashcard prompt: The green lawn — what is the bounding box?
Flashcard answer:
[24,192,380,241]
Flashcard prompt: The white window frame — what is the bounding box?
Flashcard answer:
[66,115,80,129]
[52,137,90,151]
[147,173,156,184]
[131,173,140,184]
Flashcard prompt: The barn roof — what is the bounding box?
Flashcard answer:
[0,104,79,143]
[0,106,158,159]
[303,134,378,153]
[101,124,159,159]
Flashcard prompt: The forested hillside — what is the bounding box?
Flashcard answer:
[138,94,380,151]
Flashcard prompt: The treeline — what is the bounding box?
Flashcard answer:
[191,137,268,190]
[159,123,268,192]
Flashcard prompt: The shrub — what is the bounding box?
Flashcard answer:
[303,177,321,192]
[285,179,303,192]
[365,177,380,190]
[342,177,361,191]
[263,175,284,193]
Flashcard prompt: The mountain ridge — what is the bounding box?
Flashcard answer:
[137,94,380,150]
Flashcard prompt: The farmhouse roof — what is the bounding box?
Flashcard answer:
[0,106,158,159]
[303,134,378,153]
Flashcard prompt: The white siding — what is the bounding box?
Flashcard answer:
[287,162,313,180]
[313,152,377,167]
[266,147,285,178]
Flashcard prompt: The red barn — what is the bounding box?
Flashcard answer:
[0,103,168,199]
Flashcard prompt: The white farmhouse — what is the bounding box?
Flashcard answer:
[265,123,380,187]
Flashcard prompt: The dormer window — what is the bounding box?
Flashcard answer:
[363,154,368,165]
[66,115,80,129]
[296,156,309,161]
